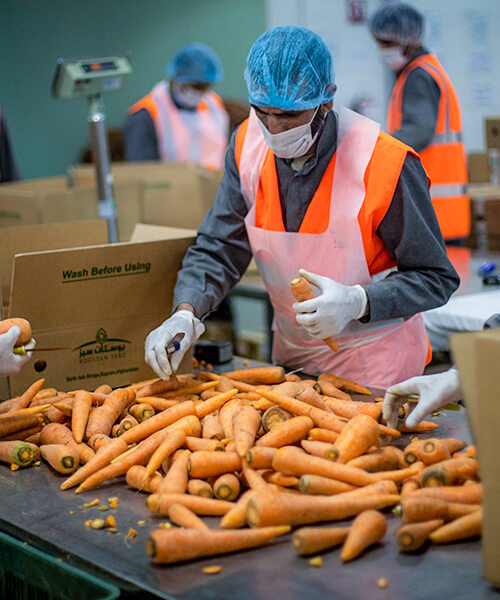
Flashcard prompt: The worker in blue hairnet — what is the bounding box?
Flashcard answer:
[124,43,229,170]
[369,2,469,243]
[144,26,458,388]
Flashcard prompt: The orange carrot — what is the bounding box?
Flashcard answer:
[293,526,351,556]
[126,464,162,493]
[185,436,224,452]
[188,451,242,479]
[261,471,299,488]
[429,508,482,543]
[168,503,209,530]
[214,473,241,501]
[218,398,248,440]
[295,387,332,412]
[301,439,338,461]
[256,416,314,448]
[220,490,256,529]
[53,398,74,417]
[368,465,419,484]
[261,406,292,433]
[85,388,130,439]
[397,496,481,523]
[161,381,219,399]
[421,457,479,487]
[156,449,190,495]
[298,474,356,496]
[245,446,277,469]
[397,519,444,552]
[347,446,402,472]
[246,490,399,528]
[307,428,339,444]
[164,415,201,438]
[290,277,338,352]
[43,406,66,424]
[71,390,92,444]
[200,372,259,394]
[136,376,179,398]
[399,421,439,433]
[119,415,139,432]
[0,317,32,345]
[0,414,42,438]
[330,413,380,463]
[147,493,234,516]
[0,440,36,466]
[128,403,155,422]
[202,414,224,440]
[233,406,261,457]
[322,397,381,421]
[334,480,398,500]
[401,480,420,497]
[410,483,482,504]
[317,380,351,402]
[221,366,285,385]
[136,396,180,411]
[241,462,271,493]
[40,444,79,474]
[318,372,371,396]
[340,510,387,561]
[146,525,290,564]
[143,429,187,482]
[87,433,112,451]
[272,446,374,486]
[1,424,42,442]
[419,438,468,465]
[0,378,45,414]
[195,389,239,420]
[187,479,214,498]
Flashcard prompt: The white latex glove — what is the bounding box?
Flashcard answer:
[293,269,368,338]
[144,310,205,379]
[0,327,33,377]
[383,368,463,429]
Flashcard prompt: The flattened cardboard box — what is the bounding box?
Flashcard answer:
[451,329,500,588]
[7,235,195,395]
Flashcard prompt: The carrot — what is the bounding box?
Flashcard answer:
[1,424,42,442]
[272,446,374,486]
[40,444,79,474]
[201,414,224,440]
[199,372,258,394]
[0,379,46,414]
[126,464,162,493]
[146,525,290,564]
[220,366,285,385]
[128,403,155,422]
[136,376,179,398]
[246,490,400,528]
[318,373,371,396]
[409,483,482,504]
[214,473,241,501]
[396,496,481,523]
[421,457,479,487]
[317,380,351,402]
[397,519,444,552]
[0,318,31,346]
[87,433,112,451]
[245,446,277,469]
[241,462,271,493]
[60,437,128,490]
[0,440,36,466]
[293,526,351,556]
[188,451,242,479]
[290,277,338,351]
[298,474,356,496]
[42,406,67,424]
[262,471,299,488]
[256,416,314,449]
[307,428,339,444]
[195,389,239,421]
[157,449,190,495]
[164,415,201,438]
[84,388,130,439]
[168,503,209,530]
[322,397,381,421]
[218,398,248,440]
[143,429,187,483]
[147,493,234,516]
[340,510,387,561]
[232,406,261,457]
[300,439,338,461]
[399,421,439,433]
[29,393,72,408]
[368,465,419,484]
[336,480,399,499]
[271,381,303,398]
[347,446,402,472]
[295,387,332,413]
[328,414,380,463]
[24,431,42,445]
[401,480,420,497]
[119,401,196,445]
[70,390,92,444]
[161,381,219,400]
[52,398,74,418]
[120,415,139,432]
[220,490,256,529]
[185,436,224,452]
[429,508,482,543]
[75,442,95,465]
[187,479,213,498]
[135,396,180,412]
[5,404,51,418]
[0,414,42,439]
[419,438,468,465]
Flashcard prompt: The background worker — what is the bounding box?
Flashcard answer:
[124,42,229,170]
[145,26,459,389]
[0,326,34,377]
[0,107,21,183]
[369,2,469,243]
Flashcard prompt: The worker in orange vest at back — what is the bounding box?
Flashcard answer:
[369,2,470,243]
[125,43,229,171]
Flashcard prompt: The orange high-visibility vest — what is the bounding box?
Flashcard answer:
[387,53,469,240]
[129,81,229,171]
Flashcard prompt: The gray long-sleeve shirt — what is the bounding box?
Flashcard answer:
[173,109,459,323]
[390,49,440,152]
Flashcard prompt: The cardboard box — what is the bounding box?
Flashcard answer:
[451,329,500,588]
[468,152,490,184]
[485,117,500,150]
[5,232,196,396]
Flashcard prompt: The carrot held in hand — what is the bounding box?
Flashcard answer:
[290,277,338,352]
[0,440,36,467]
[397,519,444,552]
[40,444,80,474]
[146,525,290,564]
[340,510,387,561]
[168,503,209,530]
[293,526,351,556]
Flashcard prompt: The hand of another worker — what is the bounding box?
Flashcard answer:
[383,367,463,429]
[0,326,32,377]
[293,269,368,338]
[144,310,205,379]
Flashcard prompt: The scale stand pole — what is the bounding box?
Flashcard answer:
[87,94,118,243]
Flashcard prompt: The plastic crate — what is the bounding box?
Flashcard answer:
[0,530,120,600]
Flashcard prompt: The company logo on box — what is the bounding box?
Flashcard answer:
[73,328,132,364]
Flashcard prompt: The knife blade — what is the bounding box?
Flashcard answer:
[13,346,69,355]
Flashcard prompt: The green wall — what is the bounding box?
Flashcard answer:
[1,0,265,179]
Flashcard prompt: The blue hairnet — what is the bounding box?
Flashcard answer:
[166,43,223,84]
[369,2,424,46]
[244,26,335,111]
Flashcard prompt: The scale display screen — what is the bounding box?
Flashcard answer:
[81,61,117,73]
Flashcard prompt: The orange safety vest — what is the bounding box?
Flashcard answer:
[235,113,433,367]
[129,81,229,171]
[387,53,469,240]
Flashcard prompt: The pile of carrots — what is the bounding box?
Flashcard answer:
[0,365,482,566]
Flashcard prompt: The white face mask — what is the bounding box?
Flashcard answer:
[256,107,323,159]
[171,83,205,109]
[379,47,408,72]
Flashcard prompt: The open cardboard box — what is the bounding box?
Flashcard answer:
[451,329,500,589]
[3,228,196,397]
